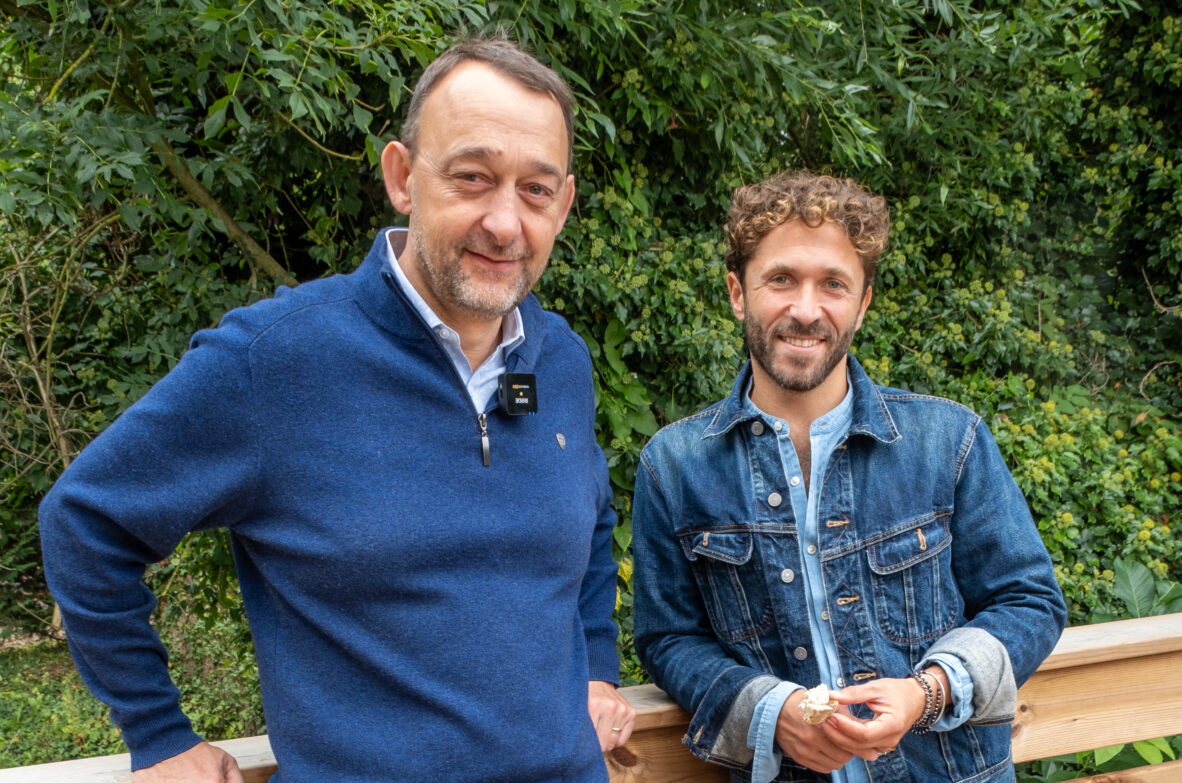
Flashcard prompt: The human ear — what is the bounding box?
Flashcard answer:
[727,271,746,322]
[380,141,414,215]
[854,284,873,330]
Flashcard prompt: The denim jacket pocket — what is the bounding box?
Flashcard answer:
[678,529,775,643]
[867,513,960,644]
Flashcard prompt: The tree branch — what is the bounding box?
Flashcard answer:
[152,140,298,287]
[278,113,363,161]
[102,81,298,287]
[1140,360,1178,400]
[1142,265,1181,314]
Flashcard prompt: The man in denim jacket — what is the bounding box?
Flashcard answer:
[633,170,1066,783]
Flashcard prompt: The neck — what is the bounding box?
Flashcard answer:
[747,356,849,435]
[393,232,506,371]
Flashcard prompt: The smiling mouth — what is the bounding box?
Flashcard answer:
[782,336,823,348]
[466,248,526,266]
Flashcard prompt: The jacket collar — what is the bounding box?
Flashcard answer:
[349,228,551,373]
[703,354,900,444]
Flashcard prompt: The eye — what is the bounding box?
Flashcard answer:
[522,182,554,201]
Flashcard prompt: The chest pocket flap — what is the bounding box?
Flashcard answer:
[679,530,753,565]
[868,515,951,574]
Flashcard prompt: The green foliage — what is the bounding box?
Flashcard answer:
[0,641,124,766]
[1,0,1180,717]
[0,534,262,767]
[1018,735,1182,783]
[146,537,265,743]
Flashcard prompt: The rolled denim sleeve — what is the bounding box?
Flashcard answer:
[921,653,975,730]
[633,450,773,766]
[945,420,1067,694]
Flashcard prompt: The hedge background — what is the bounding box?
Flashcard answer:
[1,0,1179,753]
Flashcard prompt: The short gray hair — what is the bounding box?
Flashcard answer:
[401,33,575,173]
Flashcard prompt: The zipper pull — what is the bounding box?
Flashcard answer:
[478,413,490,467]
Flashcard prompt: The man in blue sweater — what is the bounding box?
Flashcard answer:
[40,36,634,782]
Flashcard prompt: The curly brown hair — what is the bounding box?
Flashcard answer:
[724,170,890,288]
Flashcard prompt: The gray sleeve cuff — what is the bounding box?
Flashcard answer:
[925,626,1016,722]
[708,675,782,764]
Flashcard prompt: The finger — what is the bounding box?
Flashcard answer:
[225,756,246,783]
[612,711,636,747]
[830,684,871,704]
[822,718,899,756]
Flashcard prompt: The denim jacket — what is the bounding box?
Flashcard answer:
[633,357,1067,783]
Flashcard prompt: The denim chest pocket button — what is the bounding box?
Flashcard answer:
[867,515,951,574]
[688,530,754,565]
[677,529,775,642]
[866,514,960,644]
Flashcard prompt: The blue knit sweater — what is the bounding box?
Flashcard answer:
[39,230,621,782]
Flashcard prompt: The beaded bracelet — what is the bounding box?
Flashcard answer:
[909,671,939,734]
[929,672,947,725]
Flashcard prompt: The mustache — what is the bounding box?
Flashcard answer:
[464,232,531,262]
[769,318,832,340]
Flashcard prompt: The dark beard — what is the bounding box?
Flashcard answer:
[745,315,856,392]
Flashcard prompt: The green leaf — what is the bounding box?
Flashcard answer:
[1133,739,1164,765]
[1113,558,1157,618]
[1092,744,1123,765]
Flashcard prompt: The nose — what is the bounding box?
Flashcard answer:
[481,186,524,248]
[790,283,822,324]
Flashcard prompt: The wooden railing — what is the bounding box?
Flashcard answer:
[5,615,1182,783]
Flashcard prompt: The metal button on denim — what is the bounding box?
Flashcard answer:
[821,610,830,621]
[837,677,845,687]
[790,476,801,487]
[794,647,808,660]
[773,421,784,431]
[768,492,782,507]
[751,421,764,435]
[780,568,795,584]
[807,544,817,555]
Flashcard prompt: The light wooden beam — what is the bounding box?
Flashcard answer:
[4,616,1182,783]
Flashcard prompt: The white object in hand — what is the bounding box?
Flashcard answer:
[799,683,839,725]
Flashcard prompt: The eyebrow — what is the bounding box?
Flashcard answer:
[442,146,564,180]
[764,262,855,280]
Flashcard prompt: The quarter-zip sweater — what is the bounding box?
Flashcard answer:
[39,229,621,782]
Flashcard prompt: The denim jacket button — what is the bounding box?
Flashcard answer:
[807,544,818,555]
[794,646,808,660]
[821,610,830,621]
[767,492,782,507]
[751,421,765,435]
[837,677,845,687]
[790,476,801,487]
[773,420,783,431]
[780,568,795,584]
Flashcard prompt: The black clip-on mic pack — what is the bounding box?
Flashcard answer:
[498,373,537,416]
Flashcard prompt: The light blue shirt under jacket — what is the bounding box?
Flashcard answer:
[744,375,974,783]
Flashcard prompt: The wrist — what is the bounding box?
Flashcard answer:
[908,669,947,734]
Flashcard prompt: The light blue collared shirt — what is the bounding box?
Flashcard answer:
[384,228,524,412]
[745,374,974,783]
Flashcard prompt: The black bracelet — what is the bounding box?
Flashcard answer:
[909,671,938,734]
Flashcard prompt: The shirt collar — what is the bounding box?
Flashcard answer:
[705,355,898,443]
[737,371,854,437]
